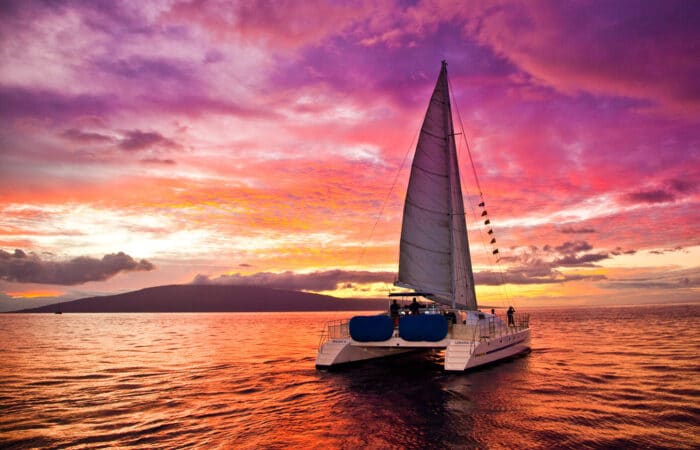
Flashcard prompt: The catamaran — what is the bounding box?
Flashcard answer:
[316,61,530,371]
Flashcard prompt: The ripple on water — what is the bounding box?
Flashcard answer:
[0,306,698,449]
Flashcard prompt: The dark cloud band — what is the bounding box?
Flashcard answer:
[0,249,154,285]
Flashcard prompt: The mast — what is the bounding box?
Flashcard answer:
[396,61,478,310]
[443,61,478,310]
[443,61,457,309]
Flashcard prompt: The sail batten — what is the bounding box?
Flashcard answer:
[400,239,451,255]
[396,61,478,310]
[411,165,448,178]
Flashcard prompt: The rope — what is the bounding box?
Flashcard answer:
[447,73,513,309]
[357,127,419,296]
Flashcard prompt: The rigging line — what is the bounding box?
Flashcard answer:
[448,75,483,198]
[358,126,419,293]
[451,118,495,308]
[448,74,513,307]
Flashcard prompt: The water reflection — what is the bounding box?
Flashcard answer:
[317,350,538,449]
[1,306,698,449]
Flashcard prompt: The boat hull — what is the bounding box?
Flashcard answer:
[315,338,417,368]
[316,328,531,371]
[446,328,530,371]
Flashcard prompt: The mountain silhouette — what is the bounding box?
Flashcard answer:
[17,284,387,313]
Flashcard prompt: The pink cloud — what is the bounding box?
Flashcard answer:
[1,1,698,303]
[461,1,700,115]
[163,0,365,49]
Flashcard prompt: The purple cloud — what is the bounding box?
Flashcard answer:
[464,1,700,114]
[555,241,593,254]
[559,226,596,234]
[476,269,606,286]
[98,56,195,83]
[607,267,700,290]
[623,189,676,205]
[553,253,610,267]
[666,178,695,193]
[140,158,176,165]
[610,248,637,256]
[0,86,114,121]
[61,128,114,144]
[649,246,685,255]
[0,249,154,285]
[192,270,394,291]
[119,130,181,152]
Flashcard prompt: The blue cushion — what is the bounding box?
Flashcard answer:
[349,315,394,342]
[399,315,448,341]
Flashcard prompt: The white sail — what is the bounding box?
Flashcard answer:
[396,61,477,310]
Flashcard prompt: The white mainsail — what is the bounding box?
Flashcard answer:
[396,61,477,310]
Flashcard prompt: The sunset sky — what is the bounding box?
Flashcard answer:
[1,0,699,311]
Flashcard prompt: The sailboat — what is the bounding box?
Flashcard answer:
[316,61,530,371]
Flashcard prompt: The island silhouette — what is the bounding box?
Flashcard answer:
[17,285,386,313]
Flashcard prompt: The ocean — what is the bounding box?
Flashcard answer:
[1,304,698,449]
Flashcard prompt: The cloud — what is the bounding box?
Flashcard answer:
[622,189,675,205]
[488,244,610,283]
[119,130,181,152]
[463,1,700,114]
[140,158,176,165]
[610,247,637,256]
[555,240,593,254]
[553,253,610,267]
[61,128,115,144]
[164,0,361,49]
[666,178,696,194]
[621,177,697,205]
[649,246,685,255]
[559,226,596,234]
[502,240,616,277]
[99,56,195,84]
[606,267,700,290]
[192,270,394,292]
[195,260,612,289]
[0,86,114,121]
[1,1,698,305]
[476,269,605,285]
[0,249,154,285]
[535,240,610,267]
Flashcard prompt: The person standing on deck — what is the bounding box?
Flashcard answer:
[390,300,400,326]
[507,306,515,326]
[409,298,420,315]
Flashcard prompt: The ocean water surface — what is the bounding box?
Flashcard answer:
[1,304,698,449]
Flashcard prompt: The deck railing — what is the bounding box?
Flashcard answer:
[450,313,530,341]
[450,323,480,340]
[319,312,530,348]
[318,318,350,349]
[515,313,530,329]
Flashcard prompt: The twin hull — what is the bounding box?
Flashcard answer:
[316,321,530,371]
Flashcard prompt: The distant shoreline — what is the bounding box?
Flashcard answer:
[12,284,388,314]
[4,310,388,314]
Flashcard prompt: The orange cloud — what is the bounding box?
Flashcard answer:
[7,289,63,299]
